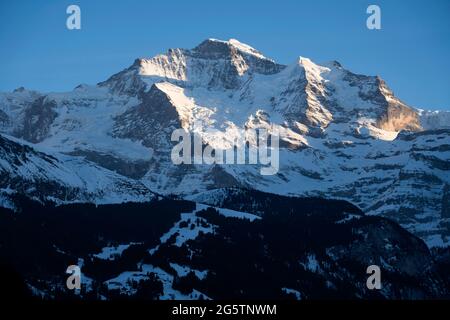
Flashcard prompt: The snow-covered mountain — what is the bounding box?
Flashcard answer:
[0,133,156,209]
[0,38,449,247]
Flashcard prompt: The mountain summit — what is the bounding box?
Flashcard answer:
[99,38,424,134]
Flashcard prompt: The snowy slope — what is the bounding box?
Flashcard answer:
[0,133,156,208]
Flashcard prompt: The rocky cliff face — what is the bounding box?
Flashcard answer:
[375,79,422,132]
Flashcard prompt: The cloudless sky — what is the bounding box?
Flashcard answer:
[0,0,449,110]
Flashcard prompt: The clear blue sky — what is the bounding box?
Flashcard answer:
[0,0,449,110]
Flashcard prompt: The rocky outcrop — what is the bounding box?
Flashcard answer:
[12,96,57,143]
[112,83,183,150]
[375,79,422,132]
